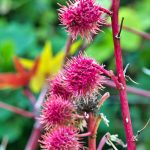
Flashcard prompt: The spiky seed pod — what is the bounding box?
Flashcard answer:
[50,73,72,100]
[64,55,105,97]
[58,0,105,42]
[40,126,82,150]
[40,96,74,128]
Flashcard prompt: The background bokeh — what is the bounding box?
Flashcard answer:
[0,0,150,149]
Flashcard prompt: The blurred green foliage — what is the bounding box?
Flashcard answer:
[0,0,150,149]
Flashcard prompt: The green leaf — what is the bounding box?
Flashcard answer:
[86,29,114,63]
[0,23,37,57]
[0,40,15,72]
[119,7,142,51]
[135,0,150,30]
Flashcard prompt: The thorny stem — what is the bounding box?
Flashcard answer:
[0,101,34,118]
[111,0,136,149]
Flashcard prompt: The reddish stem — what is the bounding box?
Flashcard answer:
[76,132,92,138]
[25,86,47,150]
[88,113,96,150]
[0,101,34,118]
[98,66,123,90]
[63,36,72,64]
[25,122,42,150]
[92,116,101,135]
[23,88,36,105]
[99,7,112,16]
[111,0,136,149]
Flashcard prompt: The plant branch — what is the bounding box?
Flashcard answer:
[63,36,72,64]
[123,25,150,40]
[105,80,150,98]
[25,121,42,150]
[76,132,92,138]
[25,85,47,150]
[92,116,102,135]
[88,113,97,150]
[99,7,112,16]
[23,88,36,105]
[105,23,150,40]
[79,23,150,56]
[34,85,48,112]
[111,0,136,149]
[98,67,123,90]
[0,101,34,118]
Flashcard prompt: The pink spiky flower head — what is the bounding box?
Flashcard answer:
[40,126,82,150]
[40,95,74,128]
[58,0,104,42]
[64,54,105,97]
[50,73,72,100]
